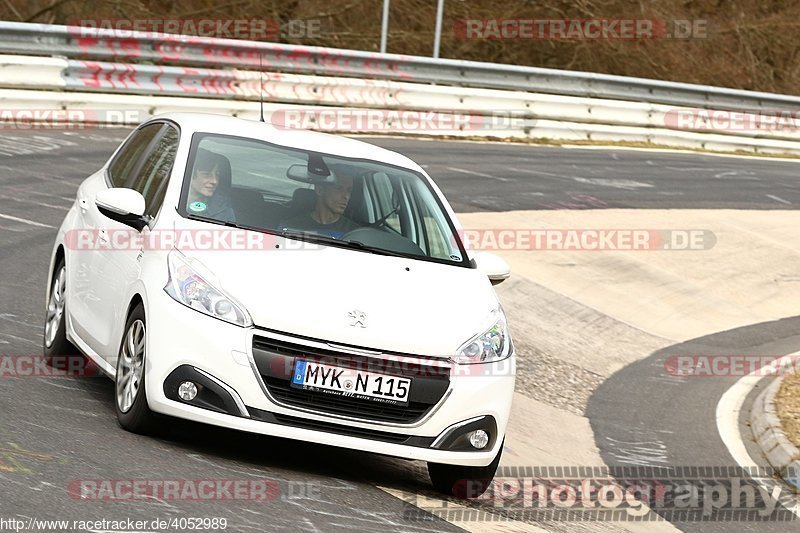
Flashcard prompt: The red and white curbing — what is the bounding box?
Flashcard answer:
[750,377,800,492]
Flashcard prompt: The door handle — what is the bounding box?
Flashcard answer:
[78,198,89,212]
[98,229,109,243]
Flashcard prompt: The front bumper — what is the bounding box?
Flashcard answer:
[145,289,515,466]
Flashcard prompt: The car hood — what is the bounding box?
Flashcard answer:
[179,231,499,356]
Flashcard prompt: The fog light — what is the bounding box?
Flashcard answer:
[178,381,198,401]
[469,429,489,449]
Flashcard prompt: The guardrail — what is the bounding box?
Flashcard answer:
[3,21,800,111]
[2,21,800,155]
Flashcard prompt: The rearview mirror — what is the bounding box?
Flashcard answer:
[286,164,336,184]
[473,252,511,285]
[95,188,149,231]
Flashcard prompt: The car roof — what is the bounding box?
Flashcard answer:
[150,112,424,173]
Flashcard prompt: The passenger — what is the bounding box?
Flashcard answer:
[186,148,235,222]
[285,170,359,238]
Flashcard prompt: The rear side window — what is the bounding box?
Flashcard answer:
[129,126,179,217]
[108,124,162,187]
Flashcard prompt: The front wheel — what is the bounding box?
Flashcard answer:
[115,304,159,434]
[428,440,504,498]
[43,260,81,369]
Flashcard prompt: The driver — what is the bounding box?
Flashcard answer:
[286,170,359,238]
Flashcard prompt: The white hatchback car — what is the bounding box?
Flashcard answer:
[44,113,515,497]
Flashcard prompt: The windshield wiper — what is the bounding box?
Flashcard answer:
[186,213,239,227]
[343,240,408,258]
[186,213,281,236]
[279,229,407,258]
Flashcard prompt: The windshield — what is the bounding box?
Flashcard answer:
[178,133,468,265]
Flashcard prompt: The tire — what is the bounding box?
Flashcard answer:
[115,304,159,434]
[43,259,81,370]
[428,440,504,498]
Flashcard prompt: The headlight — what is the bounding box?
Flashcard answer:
[454,308,512,364]
[164,249,252,327]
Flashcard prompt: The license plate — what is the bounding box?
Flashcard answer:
[291,360,411,405]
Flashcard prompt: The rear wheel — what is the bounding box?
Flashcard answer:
[428,440,504,498]
[43,260,81,369]
[115,304,159,434]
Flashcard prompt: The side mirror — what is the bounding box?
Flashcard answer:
[95,188,149,231]
[474,252,511,285]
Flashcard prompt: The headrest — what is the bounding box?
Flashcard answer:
[290,187,317,212]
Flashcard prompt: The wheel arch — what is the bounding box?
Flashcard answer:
[45,244,66,305]
[126,294,145,322]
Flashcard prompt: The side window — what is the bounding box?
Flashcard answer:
[419,199,450,259]
[108,124,163,188]
[130,125,179,217]
[406,181,460,261]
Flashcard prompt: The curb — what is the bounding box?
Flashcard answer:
[750,376,800,491]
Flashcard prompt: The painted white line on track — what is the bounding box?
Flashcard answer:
[0,213,55,228]
[12,174,80,188]
[573,177,653,190]
[0,313,40,330]
[4,187,75,203]
[354,134,791,157]
[664,166,715,172]
[445,166,510,182]
[352,135,800,162]
[712,171,759,180]
[4,196,69,211]
[560,144,800,162]
[0,225,28,233]
[766,194,792,205]
[716,351,800,517]
[0,332,39,347]
[505,167,573,181]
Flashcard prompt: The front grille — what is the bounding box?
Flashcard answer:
[252,334,450,370]
[252,333,450,425]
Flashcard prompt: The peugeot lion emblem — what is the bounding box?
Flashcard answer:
[348,310,367,328]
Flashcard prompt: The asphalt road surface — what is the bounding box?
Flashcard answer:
[363,137,800,212]
[0,128,798,532]
[587,316,800,532]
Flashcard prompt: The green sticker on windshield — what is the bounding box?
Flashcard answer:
[189,201,207,212]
